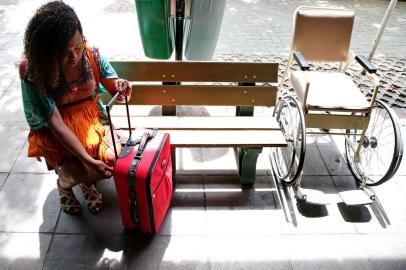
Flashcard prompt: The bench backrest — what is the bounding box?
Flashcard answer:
[110,61,279,107]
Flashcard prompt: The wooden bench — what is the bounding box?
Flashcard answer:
[108,61,286,185]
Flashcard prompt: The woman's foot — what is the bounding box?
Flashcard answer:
[57,179,81,215]
[79,183,103,215]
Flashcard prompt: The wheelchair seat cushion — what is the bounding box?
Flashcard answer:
[290,71,370,112]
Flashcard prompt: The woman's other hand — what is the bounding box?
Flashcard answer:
[48,109,114,180]
[115,78,132,103]
[85,158,113,179]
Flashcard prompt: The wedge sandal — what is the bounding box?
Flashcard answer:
[79,183,103,215]
[57,179,81,215]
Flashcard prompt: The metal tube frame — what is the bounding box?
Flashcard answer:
[282,6,382,173]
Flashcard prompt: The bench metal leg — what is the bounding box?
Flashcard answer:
[234,147,262,186]
[236,106,254,116]
[236,82,255,117]
[235,99,259,186]
[162,82,178,116]
[163,105,177,116]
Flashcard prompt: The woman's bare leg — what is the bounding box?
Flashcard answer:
[56,158,107,188]
[56,158,104,214]
[55,125,121,188]
[102,124,122,167]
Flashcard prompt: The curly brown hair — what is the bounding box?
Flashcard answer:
[23,1,84,95]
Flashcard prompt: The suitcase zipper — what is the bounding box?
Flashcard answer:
[145,133,169,233]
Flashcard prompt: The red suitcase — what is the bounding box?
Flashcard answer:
[107,93,173,233]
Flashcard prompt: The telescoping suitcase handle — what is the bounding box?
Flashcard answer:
[106,92,132,160]
[106,92,159,160]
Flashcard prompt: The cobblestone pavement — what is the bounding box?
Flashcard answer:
[1,0,405,106]
[217,0,406,58]
[0,1,406,270]
[215,54,406,108]
[1,0,406,58]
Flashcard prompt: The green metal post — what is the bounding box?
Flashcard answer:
[234,147,262,186]
[162,0,184,116]
[234,82,261,186]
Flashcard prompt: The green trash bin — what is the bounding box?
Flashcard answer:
[184,0,226,60]
[135,0,175,59]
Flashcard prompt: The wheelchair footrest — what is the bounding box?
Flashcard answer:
[338,190,373,206]
[293,187,330,205]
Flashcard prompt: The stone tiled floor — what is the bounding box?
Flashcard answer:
[2,140,406,269]
[0,0,406,269]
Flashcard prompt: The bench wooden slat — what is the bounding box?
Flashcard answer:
[111,116,280,130]
[126,85,276,106]
[110,61,278,83]
[125,130,287,147]
[168,130,286,147]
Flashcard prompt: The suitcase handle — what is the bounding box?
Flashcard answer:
[136,132,149,159]
[106,92,132,160]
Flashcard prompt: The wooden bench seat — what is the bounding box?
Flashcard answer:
[114,116,286,147]
[109,61,283,185]
[112,116,280,130]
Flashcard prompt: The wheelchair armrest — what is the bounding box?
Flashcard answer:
[355,55,377,74]
[293,51,310,71]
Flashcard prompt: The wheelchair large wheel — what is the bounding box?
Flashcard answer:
[270,95,306,185]
[345,100,404,186]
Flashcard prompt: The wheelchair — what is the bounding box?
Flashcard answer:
[270,6,404,205]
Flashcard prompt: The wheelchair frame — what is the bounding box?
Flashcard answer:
[270,6,404,192]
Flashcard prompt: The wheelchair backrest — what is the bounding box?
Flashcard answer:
[292,7,355,63]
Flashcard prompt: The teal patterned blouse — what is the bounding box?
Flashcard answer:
[21,53,118,129]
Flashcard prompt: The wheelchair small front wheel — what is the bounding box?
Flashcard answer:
[270,95,306,185]
[345,100,404,186]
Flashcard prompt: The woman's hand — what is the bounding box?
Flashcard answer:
[115,78,132,103]
[48,109,114,180]
[85,158,114,179]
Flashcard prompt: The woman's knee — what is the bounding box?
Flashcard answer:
[104,143,121,166]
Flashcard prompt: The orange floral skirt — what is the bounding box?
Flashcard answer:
[27,98,110,169]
